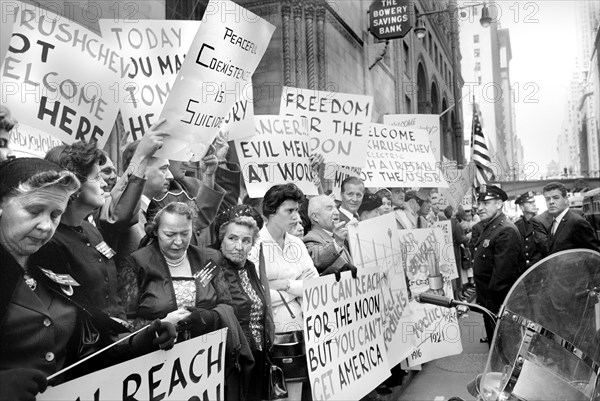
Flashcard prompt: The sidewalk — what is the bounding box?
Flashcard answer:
[395,312,489,401]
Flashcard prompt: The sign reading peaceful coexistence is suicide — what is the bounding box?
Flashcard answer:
[156,0,275,161]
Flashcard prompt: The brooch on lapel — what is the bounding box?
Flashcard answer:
[483,239,490,248]
[40,268,80,296]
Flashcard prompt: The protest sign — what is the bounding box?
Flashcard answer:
[38,328,227,401]
[156,0,275,161]
[439,161,474,210]
[383,114,441,162]
[322,164,362,201]
[347,215,415,367]
[98,20,201,141]
[303,268,391,401]
[220,93,255,141]
[9,123,62,158]
[360,123,448,188]
[0,3,15,64]
[397,228,462,366]
[432,220,458,280]
[0,1,121,149]
[405,284,461,366]
[235,115,318,198]
[280,87,372,168]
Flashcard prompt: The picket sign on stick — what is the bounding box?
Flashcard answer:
[383,114,442,162]
[235,115,318,198]
[98,20,201,141]
[46,324,149,381]
[39,329,227,401]
[347,215,415,367]
[280,86,373,168]
[360,123,448,188]
[303,268,391,401]
[0,1,122,149]
[155,0,275,161]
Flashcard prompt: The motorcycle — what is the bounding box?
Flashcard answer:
[418,249,600,401]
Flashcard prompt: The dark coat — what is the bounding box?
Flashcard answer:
[303,225,352,275]
[0,244,133,383]
[532,209,600,256]
[118,241,232,324]
[515,215,544,270]
[472,212,524,313]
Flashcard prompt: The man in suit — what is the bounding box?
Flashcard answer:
[532,182,600,256]
[304,195,356,276]
[338,176,364,223]
[472,184,524,344]
[514,191,543,271]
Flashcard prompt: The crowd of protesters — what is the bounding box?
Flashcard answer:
[1,103,599,401]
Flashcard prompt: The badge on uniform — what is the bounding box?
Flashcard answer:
[40,268,80,296]
[95,241,116,259]
[193,259,220,287]
[483,239,490,248]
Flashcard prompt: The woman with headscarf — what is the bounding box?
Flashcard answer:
[0,158,175,401]
[214,205,274,401]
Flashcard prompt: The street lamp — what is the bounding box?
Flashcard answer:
[413,2,492,166]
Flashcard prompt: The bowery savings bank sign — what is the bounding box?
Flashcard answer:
[368,0,412,40]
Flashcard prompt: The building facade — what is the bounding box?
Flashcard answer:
[167,0,467,165]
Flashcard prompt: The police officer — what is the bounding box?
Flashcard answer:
[472,185,524,345]
[514,191,542,271]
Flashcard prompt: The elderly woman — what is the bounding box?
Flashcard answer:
[214,204,274,401]
[118,202,252,398]
[250,183,319,400]
[0,158,174,401]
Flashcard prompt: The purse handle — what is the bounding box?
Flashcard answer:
[277,290,295,319]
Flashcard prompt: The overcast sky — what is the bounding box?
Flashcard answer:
[491,1,579,177]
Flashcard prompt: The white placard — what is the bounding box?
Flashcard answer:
[280,86,373,168]
[383,114,441,162]
[156,0,275,161]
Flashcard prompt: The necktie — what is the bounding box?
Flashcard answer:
[551,218,559,236]
[353,213,359,220]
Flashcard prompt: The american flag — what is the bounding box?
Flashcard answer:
[470,103,496,187]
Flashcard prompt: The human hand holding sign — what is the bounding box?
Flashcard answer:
[333,221,348,246]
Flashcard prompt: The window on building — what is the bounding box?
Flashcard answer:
[404,95,412,113]
[478,76,482,85]
[474,48,480,57]
[434,44,438,68]
[474,34,479,43]
[403,41,410,75]
[428,33,433,57]
[475,62,481,71]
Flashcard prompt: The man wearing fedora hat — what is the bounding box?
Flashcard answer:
[472,184,524,344]
[514,191,542,271]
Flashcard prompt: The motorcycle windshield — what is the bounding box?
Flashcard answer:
[480,249,600,401]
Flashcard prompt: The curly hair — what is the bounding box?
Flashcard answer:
[45,141,106,185]
[262,183,304,218]
[217,215,260,248]
[145,202,197,238]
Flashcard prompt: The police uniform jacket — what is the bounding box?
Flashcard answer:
[515,215,543,271]
[472,212,524,313]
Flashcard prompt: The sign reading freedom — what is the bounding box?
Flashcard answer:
[38,329,227,401]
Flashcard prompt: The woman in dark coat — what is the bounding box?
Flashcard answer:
[119,201,254,400]
[0,158,175,401]
[214,205,275,401]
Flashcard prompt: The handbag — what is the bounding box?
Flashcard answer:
[262,354,288,400]
[272,291,309,382]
